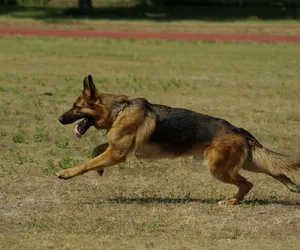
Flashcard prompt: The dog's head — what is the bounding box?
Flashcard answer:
[58,75,111,138]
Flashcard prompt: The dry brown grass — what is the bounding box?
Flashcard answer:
[1,35,300,249]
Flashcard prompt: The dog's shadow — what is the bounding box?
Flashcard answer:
[108,196,300,206]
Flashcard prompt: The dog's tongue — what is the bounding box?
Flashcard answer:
[74,118,92,139]
[74,124,81,139]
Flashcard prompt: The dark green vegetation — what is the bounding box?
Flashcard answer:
[1,0,300,22]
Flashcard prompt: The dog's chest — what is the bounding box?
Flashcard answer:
[133,143,178,159]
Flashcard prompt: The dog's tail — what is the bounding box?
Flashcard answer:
[251,146,300,175]
[238,128,300,175]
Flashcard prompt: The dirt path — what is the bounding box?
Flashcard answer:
[1,26,300,42]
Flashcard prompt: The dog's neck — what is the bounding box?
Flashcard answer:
[110,101,129,124]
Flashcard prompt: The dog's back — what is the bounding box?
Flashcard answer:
[139,100,239,156]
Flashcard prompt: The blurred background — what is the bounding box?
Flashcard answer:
[1,0,300,21]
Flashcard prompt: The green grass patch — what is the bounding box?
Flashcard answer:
[44,159,58,174]
[34,114,43,121]
[12,132,24,143]
[33,128,49,142]
[55,139,69,148]
[58,156,73,169]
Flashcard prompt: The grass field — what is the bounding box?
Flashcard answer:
[1,35,300,249]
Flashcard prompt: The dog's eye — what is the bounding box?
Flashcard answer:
[73,104,78,109]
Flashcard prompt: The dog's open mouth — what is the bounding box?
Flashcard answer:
[74,117,93,139]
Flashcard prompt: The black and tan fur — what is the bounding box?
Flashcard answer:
[58,75,300,205]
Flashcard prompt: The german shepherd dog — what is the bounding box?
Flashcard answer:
[58,75,300,205]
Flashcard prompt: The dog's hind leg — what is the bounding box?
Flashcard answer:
[270,174,300,193]
[211,171,253,205]
[242,162,300,193]
[92,143,108,176]
[243,162,300,193]
[204,134,253,205]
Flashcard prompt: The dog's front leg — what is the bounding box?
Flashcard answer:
[57,147,126,180]
[56,130,135,180]
[92,143,109,176]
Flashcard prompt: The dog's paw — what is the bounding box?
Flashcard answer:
[96,169,104,176]
[218,198,239,205]
[56,169,77,180]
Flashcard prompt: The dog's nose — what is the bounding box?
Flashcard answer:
[58,116,64,123]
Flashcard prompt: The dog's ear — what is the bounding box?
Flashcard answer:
[83,75,99,101]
